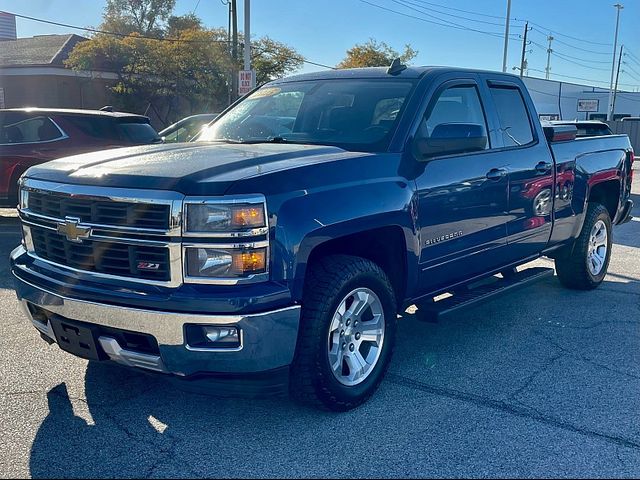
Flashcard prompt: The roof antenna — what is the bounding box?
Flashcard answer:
[387,58,407,75]
[99,105,114,112]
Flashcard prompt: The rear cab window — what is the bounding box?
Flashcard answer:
[488,85,535,147]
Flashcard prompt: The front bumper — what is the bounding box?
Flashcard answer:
[12,246,301,378]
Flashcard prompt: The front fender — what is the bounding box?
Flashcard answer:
[271,178,418,301]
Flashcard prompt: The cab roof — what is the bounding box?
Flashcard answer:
[271,66,522,83]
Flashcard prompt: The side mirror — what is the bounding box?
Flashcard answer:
[414,123,487,160]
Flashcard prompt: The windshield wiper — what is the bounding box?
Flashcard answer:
[239,136,294,144]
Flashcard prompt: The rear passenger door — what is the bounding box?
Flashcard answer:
[413,76,511,292]
[481,78,555,260]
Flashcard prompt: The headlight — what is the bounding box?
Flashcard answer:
[184,245,267,280]
[184,200,266,234]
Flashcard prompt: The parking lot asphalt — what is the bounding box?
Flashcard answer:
[0,180,639,478]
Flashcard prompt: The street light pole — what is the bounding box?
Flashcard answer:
[607,3,623,121]
[231,0,238,101]
[502,0,512,73]
[243,0,251,73]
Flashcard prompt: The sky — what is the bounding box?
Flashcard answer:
[1,0,639,90]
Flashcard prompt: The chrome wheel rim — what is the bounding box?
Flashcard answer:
[587,220,608,276]
[327,287,385,387]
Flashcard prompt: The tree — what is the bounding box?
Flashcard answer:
[248,36,305,85]
[66,0,304,124]
[102,0,176,36]
[337,39,417,68]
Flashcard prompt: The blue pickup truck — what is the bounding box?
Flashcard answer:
[10,65,634,410]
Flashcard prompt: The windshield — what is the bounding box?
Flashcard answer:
[196,79,415,152]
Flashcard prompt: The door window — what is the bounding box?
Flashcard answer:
[489,86,534,147]
[419,85,489,150]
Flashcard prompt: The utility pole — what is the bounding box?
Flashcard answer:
[519,22,529,78]
[501,0,512,73]
[231,0,238,101]
[545,34,554,80]
[227,0,232,106]
[612,44,624,119]
[607,3,623,121]
[243,0,251,73]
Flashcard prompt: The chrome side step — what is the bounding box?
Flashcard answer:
[415,267,555,322]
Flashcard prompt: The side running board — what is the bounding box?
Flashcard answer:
[415,267,554,322]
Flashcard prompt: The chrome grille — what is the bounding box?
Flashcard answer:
[28,191,170,230]
[31,227,171,281]
[19,179,184,287]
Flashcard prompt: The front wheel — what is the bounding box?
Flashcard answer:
[290,255,397,411]
[555,203,612,290]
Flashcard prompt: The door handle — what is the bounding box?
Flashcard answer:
[535,161,552,174]
[486,168,507,180]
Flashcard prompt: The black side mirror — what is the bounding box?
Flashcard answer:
[414,123,488,160]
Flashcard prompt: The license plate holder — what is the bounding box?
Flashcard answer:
[50,317,105,361]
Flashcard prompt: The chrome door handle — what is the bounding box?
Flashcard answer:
[486,168,507,180]
[535,161,552,174]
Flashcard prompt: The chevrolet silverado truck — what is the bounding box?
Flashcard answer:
[10,65,634,411]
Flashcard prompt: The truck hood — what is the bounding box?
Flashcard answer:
[24,142,362,195]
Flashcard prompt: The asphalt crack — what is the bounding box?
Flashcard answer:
[385,372,640,451]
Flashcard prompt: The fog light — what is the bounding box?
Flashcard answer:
[204,326,239,344]
[185,325,241,349]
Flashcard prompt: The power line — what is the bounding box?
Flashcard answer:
[529,27,611,55]
[530,41,611,70]
[402,0,514,21]
[525,22,612,47]
[393,0,515,28]
[528,68,636,88]
[358,0,519,40]
[625,51,640,69]
[4,9,334,71]
[552,51,610,72]
[2,10,230,44]
[627,50,640,64]
[622,64,640,82]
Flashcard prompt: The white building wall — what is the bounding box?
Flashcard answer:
[522,77,640,121]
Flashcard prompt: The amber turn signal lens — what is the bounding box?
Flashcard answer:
[231,207,265,228]
[232,249,267,274]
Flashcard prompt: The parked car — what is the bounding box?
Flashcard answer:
[159,113,219,143]
[549,120,613,138]
[0,108,161,207]
[11,65,634,411]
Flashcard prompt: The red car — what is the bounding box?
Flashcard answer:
[0,108,161,207]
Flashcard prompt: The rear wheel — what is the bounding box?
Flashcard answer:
[290,255,397,411]
[555,203,612,290]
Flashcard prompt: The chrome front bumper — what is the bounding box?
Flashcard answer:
[13,263,301,377]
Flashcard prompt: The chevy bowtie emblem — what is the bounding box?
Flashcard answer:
[56,217,92,243]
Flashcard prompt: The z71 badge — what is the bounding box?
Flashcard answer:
[424,230,463,246]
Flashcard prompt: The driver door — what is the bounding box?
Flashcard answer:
[413,78,511,292]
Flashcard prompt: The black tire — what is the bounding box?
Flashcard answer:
[555,203,612,290]
[289,255,397,411]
